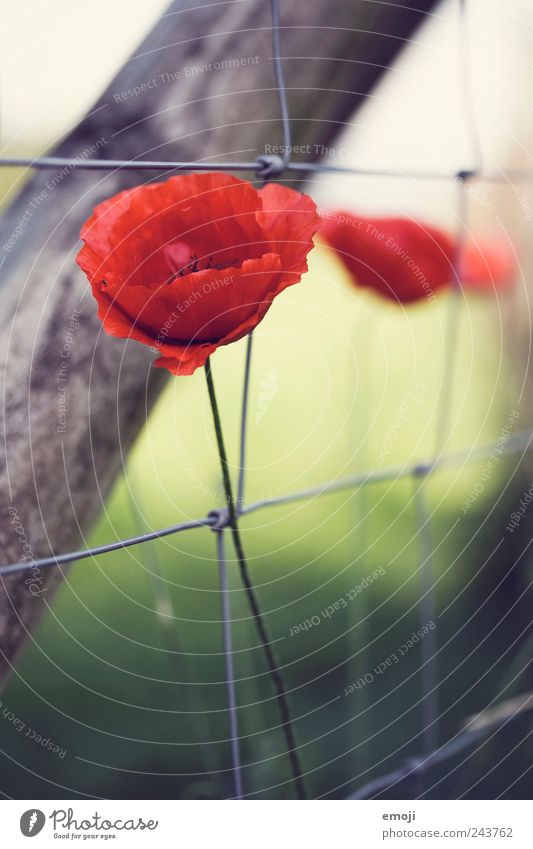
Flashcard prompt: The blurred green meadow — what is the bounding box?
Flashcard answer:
[1,245,532,799]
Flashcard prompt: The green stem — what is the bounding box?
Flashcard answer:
[205,357,307,800]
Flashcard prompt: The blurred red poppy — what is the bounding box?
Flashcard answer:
[77,173,320,375]
[460,239,516,292]
[320,211,516,303]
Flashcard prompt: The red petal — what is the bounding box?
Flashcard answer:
[153,345,217,376]
[77,173,321,376]
[95,253,281,345]
[460,239,517,292]
[259,183,321,274]
[78,173,268,290]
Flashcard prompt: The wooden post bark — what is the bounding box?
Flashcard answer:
[0,0,439,684]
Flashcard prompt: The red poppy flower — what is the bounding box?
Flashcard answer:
[460,239,516,292]
[77,173,320,375]
[320,211,516,302]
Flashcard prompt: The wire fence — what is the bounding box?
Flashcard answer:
[1,0,532,800]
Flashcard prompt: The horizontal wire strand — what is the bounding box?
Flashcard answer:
[1,155,533,183]
[0,517,212,577]
[1,426,531,577]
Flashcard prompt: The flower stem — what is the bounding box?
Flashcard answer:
[204,357,307,800]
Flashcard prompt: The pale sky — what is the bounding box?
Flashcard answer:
[1,0,169,148]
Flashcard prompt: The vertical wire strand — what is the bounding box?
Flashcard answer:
[348,310,375,778]
[237,333,254,514]
[270,0,292,162]
[411,0,477,794]
[205,357,307,799]
[458,0,483,174]
[411,0,473,791]
[216,528,244,799]
[124,479,215,774]
[434,0,477,457]
[432,182,467,458]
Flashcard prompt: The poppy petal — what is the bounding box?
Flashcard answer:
[460,239,516,292]
[259,183,320,274]
[320,213,455,303]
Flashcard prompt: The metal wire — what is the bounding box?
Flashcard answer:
[349,724,490,800]
[270,0,291,162]
[216,530,244,799]
[237,333,254,514]
[0,517,212,576]
[0,0,530,802]
[3,155,533,184]
[413,480,439,759]
[350,691,533,800]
